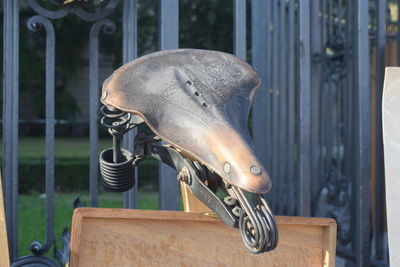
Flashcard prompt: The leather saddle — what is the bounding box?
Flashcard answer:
[100,49,271,194]
[99,49,278,254]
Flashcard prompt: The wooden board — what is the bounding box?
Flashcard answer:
[70,208,336,267]
[382,67,400,266]
[0,173,10,267]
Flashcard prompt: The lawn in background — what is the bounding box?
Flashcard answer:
[15,137,110,159]
[18,191,160,256]
[0,137,163,257]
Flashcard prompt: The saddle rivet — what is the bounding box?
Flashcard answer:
[223,163,231,174]
[250,165,262,176]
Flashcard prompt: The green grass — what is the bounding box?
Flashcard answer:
[1,137,176,257]
[2,137,159,192]
[7,137,111,159]
[18,191,160,256]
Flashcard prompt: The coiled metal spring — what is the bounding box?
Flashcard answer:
[99,105,136,192]
[231,186,278,254]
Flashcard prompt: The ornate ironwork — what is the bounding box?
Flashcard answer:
[316,160,351,245]
[323,33,347,81]
[27,0,119,22]
[11,256,61,267]
[89,18,117,205]
[73,195,87,209]
[11,1,120,266]
[59,0,89,5]
[27,14,57,259]
[12,195,83,266]
[316,2,352,247]
[11,226,70,267]
[54,227,71,265]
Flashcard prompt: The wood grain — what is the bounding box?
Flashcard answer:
[0,173,10,267]
[70,208,336,267]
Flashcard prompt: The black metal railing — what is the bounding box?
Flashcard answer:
[1,0,391,266]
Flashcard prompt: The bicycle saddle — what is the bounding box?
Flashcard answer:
[99,49,278,254]
[101,49,271,194]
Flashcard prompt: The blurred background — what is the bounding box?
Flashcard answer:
[0,0,397,266]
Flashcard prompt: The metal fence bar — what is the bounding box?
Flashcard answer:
[309,0,322,208]
[89,19,99,206]
[328,0,333,36]
[278,0,287,214]
[287,0,297,216]
[344,0,355,220]
[319,0,327,183]
[374,0,387,260]
[43,15,56,256]
[2,0,19,260]
[251,0,268,190]
[298,0,311,216]
[27,14,56,257]
[270,0,280,211]
[158,0,180,210]
[122,0,138,209]
[89,21,100,207]
[354,0,372,265]
[11,0,19,261]
[266,0,273,185]
[89,19,116,207]
[234,0,246,61]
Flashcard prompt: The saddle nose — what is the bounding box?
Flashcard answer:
[204,124,271,193]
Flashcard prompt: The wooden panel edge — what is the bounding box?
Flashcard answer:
[70,208,84,266]
[0,172,10,267]
[72,207,221,223]
[73,207,336,227]
[321,219,337,267]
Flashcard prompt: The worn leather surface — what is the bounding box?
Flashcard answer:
[101,49,271,193]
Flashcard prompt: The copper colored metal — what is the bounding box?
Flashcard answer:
[101,49,272,194]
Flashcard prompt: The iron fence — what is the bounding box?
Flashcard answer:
[1,0,391,266]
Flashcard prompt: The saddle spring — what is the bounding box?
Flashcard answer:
[99,105,137,192]
[188,161,279,254]
[230,187,278,254]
